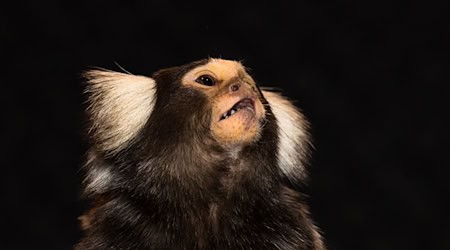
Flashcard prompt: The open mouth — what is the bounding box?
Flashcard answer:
[220,98,255,121]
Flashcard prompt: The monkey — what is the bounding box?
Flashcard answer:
[76,58,325,250]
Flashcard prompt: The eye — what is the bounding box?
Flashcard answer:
[195,75,216,86]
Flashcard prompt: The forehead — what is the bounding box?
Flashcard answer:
[185,58,247,80]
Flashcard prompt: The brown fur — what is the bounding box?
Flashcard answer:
[77,59,325,249]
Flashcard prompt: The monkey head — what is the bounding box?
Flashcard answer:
[83,58,310,199]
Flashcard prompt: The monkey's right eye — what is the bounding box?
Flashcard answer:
[195,75,216,86]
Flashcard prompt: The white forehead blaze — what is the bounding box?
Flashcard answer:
[85,70,156,152]
[182,58,245,86]
[262,91,311,180]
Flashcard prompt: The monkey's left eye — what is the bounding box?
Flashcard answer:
[195,75,216,86]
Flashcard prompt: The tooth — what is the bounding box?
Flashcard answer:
[230,109,236,115]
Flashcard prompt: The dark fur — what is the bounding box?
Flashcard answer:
[77,60,324,249]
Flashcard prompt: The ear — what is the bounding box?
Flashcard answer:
[84,70,156,153]
[262,90,312,183]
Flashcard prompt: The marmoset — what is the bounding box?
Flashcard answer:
[76,58,325,250]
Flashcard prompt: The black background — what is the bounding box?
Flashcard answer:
[3,1,449,249]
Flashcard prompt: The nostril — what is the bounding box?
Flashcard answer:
[230,84,240,92]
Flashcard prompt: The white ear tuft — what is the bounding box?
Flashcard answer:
[85,70,156,152]
[262,90,311,181]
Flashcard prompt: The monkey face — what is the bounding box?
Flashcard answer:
[181,59,266,147]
